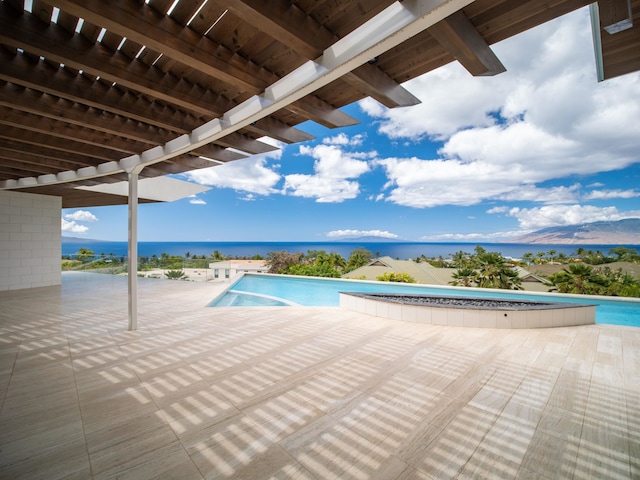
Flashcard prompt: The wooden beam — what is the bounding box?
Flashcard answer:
[0,49,196,132]
[191,145,247,162]
[0,82,177,144]
[598,0,633,33]
[0,125,124,161]
[244,117,315,144]
[219,0,420,108]
[40,0,267,93]
[0,148,93,171]
[0,107,151,153]
[214,132,280,155]
[0,4,232,117]
[0,138,108,166]
[289,96,359,129]
[428,10,505,76]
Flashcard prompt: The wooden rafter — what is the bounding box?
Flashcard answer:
[428,10,506,76]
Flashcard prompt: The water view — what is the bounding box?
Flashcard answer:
[210,274,640,328]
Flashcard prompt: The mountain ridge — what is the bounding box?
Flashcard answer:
[509,218,640,244]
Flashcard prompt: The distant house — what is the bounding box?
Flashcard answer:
[513,267,553,292]
[343,256,456,285]
[344,256,553,292]
[208,260,268,282]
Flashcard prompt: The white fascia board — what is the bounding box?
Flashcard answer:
[76,176,210,202]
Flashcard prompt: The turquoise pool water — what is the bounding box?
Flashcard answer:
[209,274,640,327]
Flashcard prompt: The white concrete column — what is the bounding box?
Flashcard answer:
[127,171,139,331]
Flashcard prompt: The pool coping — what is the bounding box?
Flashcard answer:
[339,292,597,329]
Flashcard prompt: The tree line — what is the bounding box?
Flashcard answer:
[64,245,640,296]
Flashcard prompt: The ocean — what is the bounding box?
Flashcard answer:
[60,240,640,260]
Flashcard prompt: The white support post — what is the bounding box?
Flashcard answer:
[127,170,139,331]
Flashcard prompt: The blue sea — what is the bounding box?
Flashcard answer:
[61,239,640,260]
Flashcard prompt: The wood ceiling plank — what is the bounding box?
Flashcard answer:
[0,83,174,144]
[0,138,105,166]
[0,166,43,181]
[0,49,196,132]
[187,2,228,35]
[0,159,70,177]
[0,125,125,161]
[168,0,205,25]
[0,107,152,153]
[43,0,267,94]
[0,148,89,171]
[0,5,232,117]
[119,39,145,60]
[147,0,177,16]
[427,10,505,76]
[100,30,126,52]
[30,0,53,25]
[78,19,102,44]
[473,0,591,46]
[56,10,79,35]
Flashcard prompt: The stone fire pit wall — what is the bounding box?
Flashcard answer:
[339,292,596,329]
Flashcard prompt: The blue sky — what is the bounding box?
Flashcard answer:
[62,7,640,242]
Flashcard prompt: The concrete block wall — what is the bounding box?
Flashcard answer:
[0,190,62,291]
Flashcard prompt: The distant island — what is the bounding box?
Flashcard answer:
[509,218,640,244]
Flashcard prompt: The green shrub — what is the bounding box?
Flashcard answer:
[376,272,416,283]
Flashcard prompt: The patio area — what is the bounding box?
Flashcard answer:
[0,272,638,479]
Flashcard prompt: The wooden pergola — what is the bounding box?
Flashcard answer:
[0,0,637,328]
[1,0,638,205]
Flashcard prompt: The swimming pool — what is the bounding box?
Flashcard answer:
[208,274,640,327]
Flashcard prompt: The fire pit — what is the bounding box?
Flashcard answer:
[339,292,596,329]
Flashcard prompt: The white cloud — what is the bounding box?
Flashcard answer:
[184,155,281,196]
[496,184,582,204]
[503,205,640,230]
[327,229,398,239]
[61,210,97,234]
[64,210,97,222]
[189,197,206,205]
[583,189,640,200]
[61,218,89,234]
[487,206,509,214]
[285,141,373,202]
[299,144,370,178]
[323,133,365,146]
[283,175,361,203]
[361,8,640,210]
[420,231,524,242]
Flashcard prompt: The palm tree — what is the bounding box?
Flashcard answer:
[345,248,372,272]
[329,252,347,272]
[474,252,522,290]
[549,264,606,294]
[522,252,534,265]
[450,267,476,287]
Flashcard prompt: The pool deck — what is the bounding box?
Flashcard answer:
[1,272,638,479]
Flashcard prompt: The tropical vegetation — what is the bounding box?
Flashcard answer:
[448,247,522,290]
[61,244,639,296]
[376,272,416,283]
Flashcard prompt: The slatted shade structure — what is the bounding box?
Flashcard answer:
[1,0,637,208]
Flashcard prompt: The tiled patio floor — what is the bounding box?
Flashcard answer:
[1,272,638,479]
